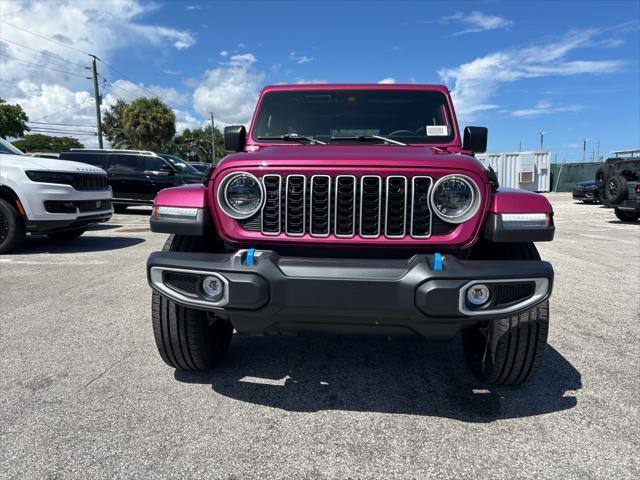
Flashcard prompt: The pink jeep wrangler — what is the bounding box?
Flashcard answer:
[147,84,555,385]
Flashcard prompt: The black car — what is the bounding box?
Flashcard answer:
[572,180,600,203]
[188,162,214,174]
[59,149,203,212]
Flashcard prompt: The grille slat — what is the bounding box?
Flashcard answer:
[257,174,447,239]
[410,176,432,238]
[335,175,356,237]
[261,175,281,235]
[285,175,306,236]
[310,175,331,237]
[359,176,382,238]
[385,176,407,238]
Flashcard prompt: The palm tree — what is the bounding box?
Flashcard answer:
[122,98,176,151]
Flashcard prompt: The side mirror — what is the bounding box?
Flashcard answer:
[224,125,247,152]
[462,126,488,153]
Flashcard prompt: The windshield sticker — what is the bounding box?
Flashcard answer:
[426,125,448,136]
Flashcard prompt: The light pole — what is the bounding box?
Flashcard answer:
[210,112,215,163]
[582,138,588,162]
[537,131,548,152]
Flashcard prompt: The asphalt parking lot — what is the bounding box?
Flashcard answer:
[1,193,638,479]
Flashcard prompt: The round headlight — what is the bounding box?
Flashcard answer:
[430,175,480,223]
[218,172,264,219]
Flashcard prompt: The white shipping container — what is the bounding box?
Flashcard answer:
[475,151,551,192]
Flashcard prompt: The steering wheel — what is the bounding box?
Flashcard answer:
[388,129,416,137]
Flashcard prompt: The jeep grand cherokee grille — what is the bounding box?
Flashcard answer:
[72,173,109,191]
[251,174,456,239]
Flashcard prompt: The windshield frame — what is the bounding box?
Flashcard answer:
[159,153,201,175]
[247,85,461,148]
[0,137,25,155]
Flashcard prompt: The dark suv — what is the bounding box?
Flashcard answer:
[599,157,640,222]
[59,149,203,212]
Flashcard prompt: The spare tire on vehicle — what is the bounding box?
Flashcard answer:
[604,175,628,204]
[595,166,608,188]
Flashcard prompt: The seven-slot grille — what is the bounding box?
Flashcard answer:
[257,174,438,239]
[71,173,109,191]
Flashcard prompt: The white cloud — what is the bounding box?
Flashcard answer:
[227,53,257,66]
[438,28,627,122]
[219,50,229,57]
[0,1,197,146]
[293,78,328,84]
[193,53,265,126]
[509,100,583,118]
[162,69,182,76]
[378,77,396,84]
[105,80,189,106]
[443,11,513,36]
[186,5,202,11]
[289,52,314,64]
[5,82,99,146]
[174,109,202,133]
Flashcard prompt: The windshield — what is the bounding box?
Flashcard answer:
[159,154,201,175]
[0,138,25,155]
[252,89,456,145]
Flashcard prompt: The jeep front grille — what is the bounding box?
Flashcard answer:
[258,174,443,239]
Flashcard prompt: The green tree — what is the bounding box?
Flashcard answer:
[0,98,30,139]
[165,125,224,163]
[102,99,130,148]
[12,134,84,153]
[122,97,175,150]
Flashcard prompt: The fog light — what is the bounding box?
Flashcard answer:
[201,275,224,301]
[467,284,491,306]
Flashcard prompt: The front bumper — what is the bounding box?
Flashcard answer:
[617,198,640,211]
[147,250,554,340]
[572,189,598,200]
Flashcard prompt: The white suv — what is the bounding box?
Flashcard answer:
[0,139,113,253]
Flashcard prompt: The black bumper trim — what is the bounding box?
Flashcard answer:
[26,213,112,233]
[147,250,554,339]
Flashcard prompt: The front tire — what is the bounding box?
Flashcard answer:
[0,198,26,254]
[614,208,640,222]
[463,241,549,385]
[152,292,233,370]
[151,234,233,370]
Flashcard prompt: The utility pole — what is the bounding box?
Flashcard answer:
[88,55,103,149]
[538,131,548,152]
[596,141,600,162]
[518,141,522,152]
[209,112,215,163]
[582,138,588,162]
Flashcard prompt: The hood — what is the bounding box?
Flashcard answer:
[218,145,486,175]
[0,153,105,174]
[575,180,596,187]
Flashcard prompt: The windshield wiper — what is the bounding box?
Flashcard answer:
[256,134,326,145]
[329,135,407,146]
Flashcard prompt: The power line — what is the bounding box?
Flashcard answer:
[30,99,94,122]
[0,20,90,55]
[98,59,158,98]
[0,52,87,78]
[28,128,97,136]
[28,121,97,128]
[0,38,88,68]
[107,81,144,99]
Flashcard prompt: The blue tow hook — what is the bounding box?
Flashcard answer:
[246,248,256,266]
[433,252,444,271]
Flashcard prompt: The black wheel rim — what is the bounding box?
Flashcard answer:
[0,210,9,242]
[607,181,617,196]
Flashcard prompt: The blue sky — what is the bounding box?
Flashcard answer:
[1,0,639,161]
